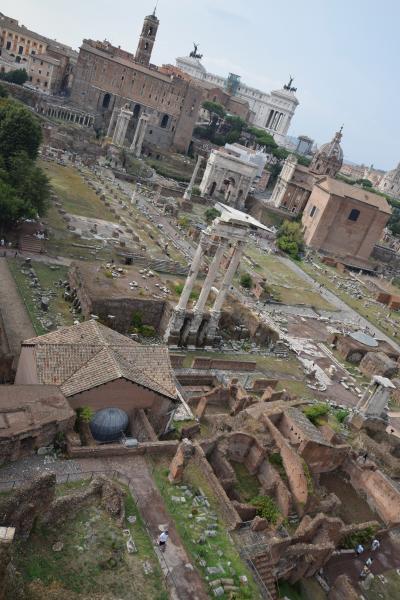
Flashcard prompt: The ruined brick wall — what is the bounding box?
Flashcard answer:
[192,444,242,529]
[191,357,256,371]
[299,440,348,474]
[130,409,158,442]
[68,440,178,458]
[359,351,398,378]
[263,416,308,513]
[343,458,400,525]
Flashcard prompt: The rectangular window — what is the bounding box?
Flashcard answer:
[309,205,317,217]
[6,41,11,50]
[18,45,23,55]
[348,209,360,221]
[44,81,48,87]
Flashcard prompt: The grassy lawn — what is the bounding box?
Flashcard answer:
[12,484,167,600]
[243,246,334,310]
[300,260,400,344]
[144,153,196,183]
[7,258,74,334]
[152,460,261,599]
[40,160,116,221]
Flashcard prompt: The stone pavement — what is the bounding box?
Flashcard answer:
[0,258,35,358]
[77,455,209,600]
[324,532,400,591]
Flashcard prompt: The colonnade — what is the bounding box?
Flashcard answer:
[165,226,245,347]
[45,104,94,127]
[107,105,148,156]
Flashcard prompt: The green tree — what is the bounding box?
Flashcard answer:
[0,84,8,98]
[204,207,221,223]
[0,69,28,85]
[356,178,373,188]
[240,273,253,289]
[0,100,42,161]
[7,151,50,216]
[202,100,226,121]
[276,220,305,260]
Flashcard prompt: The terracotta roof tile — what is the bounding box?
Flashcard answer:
[22,321,177,400]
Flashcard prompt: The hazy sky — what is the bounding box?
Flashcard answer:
[2,0,398,169]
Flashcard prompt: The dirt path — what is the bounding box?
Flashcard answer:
[0,258,35,358]
[77,455,208,600]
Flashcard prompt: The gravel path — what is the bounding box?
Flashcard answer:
[0,257,35,357]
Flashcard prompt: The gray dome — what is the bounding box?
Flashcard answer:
[90,407,129,442]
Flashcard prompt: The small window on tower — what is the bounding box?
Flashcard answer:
[144,42,149,50]
[348,209,360,222]
[309,205,317,217]
[148,27,153,35]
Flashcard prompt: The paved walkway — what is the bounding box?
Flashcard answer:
[77,455,208,600]
[324,532,400,591]
[0,258,35,358]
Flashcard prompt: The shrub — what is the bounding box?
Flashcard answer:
[335,408,349,423]
[131,311,143,329]
[141,324,156,337]
[303,403,329,425]
[204,207,221,223]
[76,406,94,423]
[251,495,281,524]
[191,186,201,196]
[240,273,252,289]
[178,215,189,228]
[302,460,314,494]
[343,526,377,549]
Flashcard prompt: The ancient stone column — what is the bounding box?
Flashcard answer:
[206,241,244,341]
[130,114,149,157]
[163,232,209,344]
[112,105,133,147]
[106,107,118,138]
[183,154,203,200]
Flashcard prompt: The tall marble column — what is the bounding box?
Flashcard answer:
[164,232,209,344]
[130,114,149,157]
[186,240,227,345]
[112,105,133,147]
[183,155,203,200]
[107,107,118,138]
[206,241,244,341]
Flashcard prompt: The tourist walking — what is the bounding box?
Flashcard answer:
[371,538,380,552]
[355,543,364,556]
[158,529,169,552]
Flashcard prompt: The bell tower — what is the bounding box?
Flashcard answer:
[135,10,159,66]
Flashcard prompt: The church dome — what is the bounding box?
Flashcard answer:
[309,128,344,177]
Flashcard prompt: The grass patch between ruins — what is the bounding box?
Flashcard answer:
[39,160,116,221]
[7,258,74,334]
[152,459,262,599]
[243,245,335,311]
[12,483,166,600]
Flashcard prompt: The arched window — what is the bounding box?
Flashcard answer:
[102,93,111,109]
[148,27,153,35]
[144,42,149,50]
[133,104,140,118]
[160,114,169,128]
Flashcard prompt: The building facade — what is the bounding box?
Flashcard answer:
[378,162,400,199]
[69,12,203,153]
[302,178,391,261]
[0,12,77,93]
[271,129,345,216]
[199,148,259,209]
[176,55,299,144]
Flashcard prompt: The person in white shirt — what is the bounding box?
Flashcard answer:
[158,530,169,552]
[371,538,380,552]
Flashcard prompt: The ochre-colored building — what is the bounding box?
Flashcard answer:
[69,12,203,153]
[15,320,179,436]
[302,178,391,261]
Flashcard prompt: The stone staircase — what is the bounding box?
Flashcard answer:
[19,235,45,254]
[252,553,277,600]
